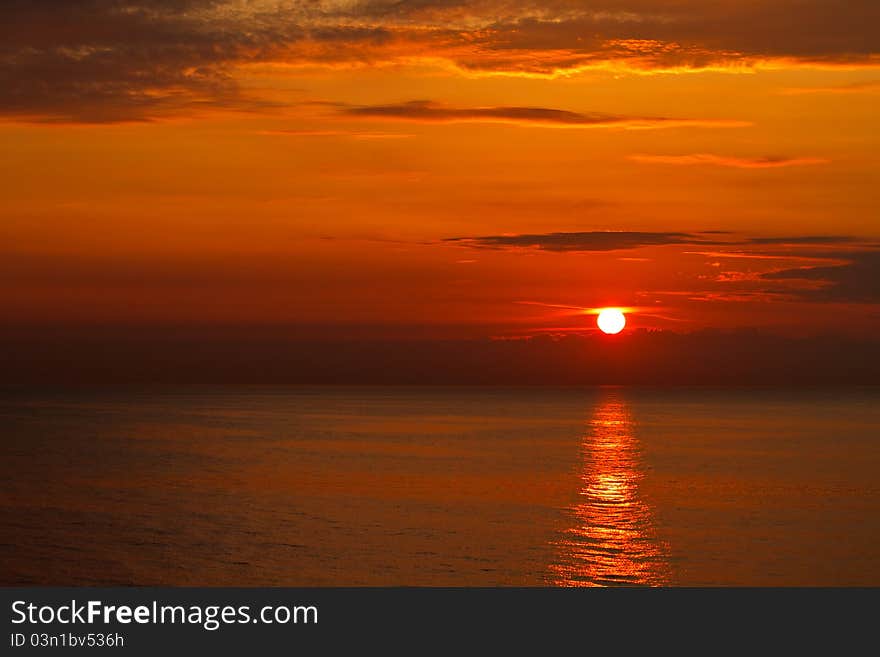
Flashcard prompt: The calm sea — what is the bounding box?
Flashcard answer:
[2,386,878,586]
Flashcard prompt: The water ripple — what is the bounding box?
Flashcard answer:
[549,390,670,586]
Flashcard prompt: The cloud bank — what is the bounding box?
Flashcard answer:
[2,1,879,122]
[446,230,880,303]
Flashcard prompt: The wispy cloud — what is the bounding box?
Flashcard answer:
[762,251,880,303]
[446,230,880,304]
[685,251,840,263]
[780,80,880,95]
[445,231,727,252]
[342,101,749,129]
[629,154,828,168]
[259,129,414,140]
[746,236,859,245]
[446,231,871,254]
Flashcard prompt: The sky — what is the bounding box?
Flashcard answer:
[2,1,880,382]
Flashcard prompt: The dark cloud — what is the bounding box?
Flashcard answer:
[1,1,256,122]
[1,1,878,122]
[447,231,880,304]
[336,1,880,73]
[445,231,723,252]
[762,251,880,303]
[342,100,746,128]
[747,236,860,245]
[347,101,609,124]
[0,1,389,122]
[448,231,869,254]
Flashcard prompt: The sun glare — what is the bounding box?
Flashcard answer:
[597,308,626,335]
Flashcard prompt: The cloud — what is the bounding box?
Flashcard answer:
[445,233,880,304]
[0,1,399,123]
[445,231,870,254]
[762,251,880,303]
[0,1,270,122]
[2,1,879,122]
[342,101,749,129]
[259,129,414,139]
[448,2,880,74]
[445,231,725,252]
[629,154,829,168]
[745,236,860,245]
[781,80,880,95]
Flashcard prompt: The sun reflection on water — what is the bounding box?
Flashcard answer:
[549,389,670,586]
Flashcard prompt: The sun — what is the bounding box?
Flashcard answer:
[597,308,626,335]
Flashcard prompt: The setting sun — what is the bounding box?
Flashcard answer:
[597,309,627,335]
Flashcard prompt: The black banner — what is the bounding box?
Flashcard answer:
[2,587,877,653]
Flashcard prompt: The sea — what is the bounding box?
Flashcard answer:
[2,385,878,586]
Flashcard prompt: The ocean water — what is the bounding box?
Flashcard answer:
[1,386,878,586]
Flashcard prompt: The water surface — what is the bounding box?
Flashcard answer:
[2,386,878,585]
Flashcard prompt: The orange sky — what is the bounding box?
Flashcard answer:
[2,1,880,339]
